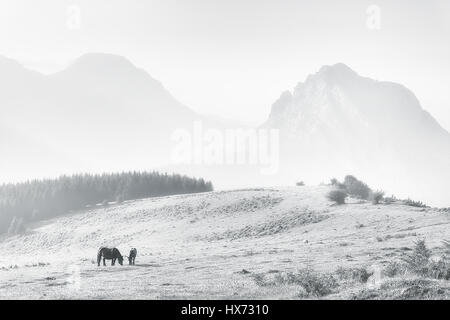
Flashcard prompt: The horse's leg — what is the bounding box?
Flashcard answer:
[112,258,115,266]
[97,253,101,266]
[103,258,106,266]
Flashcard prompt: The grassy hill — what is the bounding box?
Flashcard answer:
[0,186,448,299]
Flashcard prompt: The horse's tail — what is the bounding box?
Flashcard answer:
[97,247,104,265]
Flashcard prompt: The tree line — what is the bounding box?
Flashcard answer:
[0,171,213,235]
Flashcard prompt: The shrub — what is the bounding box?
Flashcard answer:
[273,270,338,297]
[384,240,450,280]
[429,240,450,280]
[371,190,385,205]
[343,175,372,200]
[252,269,338,297]
[252,273,268,286]
[353,278,449,300]
[427,258,450,280]
[384,195,398,204]
[327,189,348,205]
[402,240,432,276]
[443,240,450,256]
[335,267,372,283]
[296,181,305,186]
[330,178,346,189]
[403,199,428,208]
[383,261,408,277]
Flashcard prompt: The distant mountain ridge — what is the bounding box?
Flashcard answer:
[266,63,448,139]
[0,53,217,182]
[0,56,449,206]
[263,63,450,206]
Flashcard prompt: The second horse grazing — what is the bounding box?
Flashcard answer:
[97,247,124,266]
[128,248,137,265]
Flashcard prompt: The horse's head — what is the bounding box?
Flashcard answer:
[118,255,124,266]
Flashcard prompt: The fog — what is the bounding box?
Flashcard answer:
[1,1,449,207]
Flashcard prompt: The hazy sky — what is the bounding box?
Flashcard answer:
[1,0,449,130]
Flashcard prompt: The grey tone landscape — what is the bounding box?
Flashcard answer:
[0,0,449,300]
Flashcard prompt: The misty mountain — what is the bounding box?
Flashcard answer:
[0,53,219,179]
[263,63,450,206]
[1,56,449,206]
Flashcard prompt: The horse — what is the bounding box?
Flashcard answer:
[128,248,137,265]
[97,247,124,266]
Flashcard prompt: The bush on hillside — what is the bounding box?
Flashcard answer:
[335,266,373,283]
[383,240,450,280]
[330,178,346,189]
[253,269,338,298]
[444,240,450,256]
[384,195,398,204]
[403,198,428,208]
[343,175,372,200]
[401,240,449,280]
[327,189,348,205]
[403,240,431,275]
[371,190,385,205]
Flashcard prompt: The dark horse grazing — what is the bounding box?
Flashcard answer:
[97,247,124,266]
[128,248,137,265]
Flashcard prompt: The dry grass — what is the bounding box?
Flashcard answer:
[399,240,450,280]
[249,240,450,300]
[252,269,339,298]
[351,278,450,300]
[335,266,373,283]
